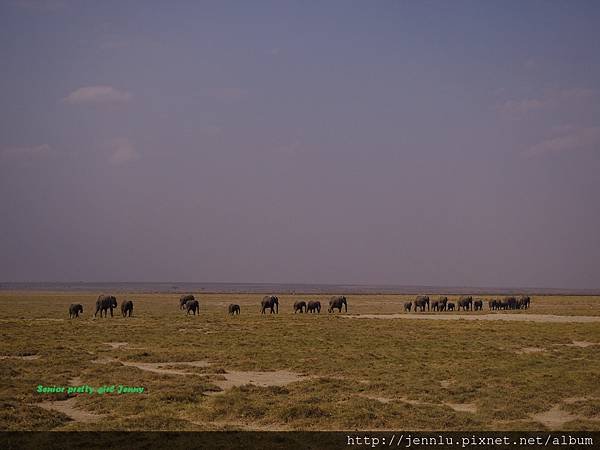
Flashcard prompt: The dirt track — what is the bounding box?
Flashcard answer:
[343,313,600,323]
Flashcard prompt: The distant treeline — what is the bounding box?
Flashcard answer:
[0,282,598,296]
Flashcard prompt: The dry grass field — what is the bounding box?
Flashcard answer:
[1,291,599,431]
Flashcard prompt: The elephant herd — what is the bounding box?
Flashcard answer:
[403,295,531,313]
[69,294,350,318]
[68,295,134,319]
[69,293,531,319]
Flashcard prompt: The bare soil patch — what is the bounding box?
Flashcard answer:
[38,398,104,423]
[120,360,211,375]
[530,405,579,429]
[104,342,128,349]
[516,347,547,354]
[444,402,477,413]
[207,370,310,393]
[343,314,600,323]
[0,354,41,360]
[567,341,599,348]
[91,358,211,375]
[399,397,425,406]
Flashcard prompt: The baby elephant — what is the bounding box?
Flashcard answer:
[69,303,83,318]
[293,300,307,313]
[121,300,134,317]
[447,302,455,311]
[186,299,200,315]
[228,304,240,315]
[403,302,412,312]
[306,300,321,313]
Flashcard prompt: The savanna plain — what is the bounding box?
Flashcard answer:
[1,291,599,431]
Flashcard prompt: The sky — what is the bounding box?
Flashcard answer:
[1,1,599,289]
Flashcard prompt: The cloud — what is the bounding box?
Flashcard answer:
[2,144,53,159]
[524,126,600,158]
[63,86,132,105]
[499,87,596,116]
[107,138,139,165]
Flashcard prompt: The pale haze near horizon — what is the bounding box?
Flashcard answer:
[1,1,599,289]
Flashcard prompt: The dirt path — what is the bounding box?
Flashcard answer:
[530,405,580,429]
[210,370,310,392]
[91,356,308,391]
[92,358,211,375]
[38,398,104,423]
[343,313,600,323]
[0,354,40,360]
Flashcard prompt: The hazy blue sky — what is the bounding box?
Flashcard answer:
[1,1,599,288]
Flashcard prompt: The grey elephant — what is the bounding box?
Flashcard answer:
[403,301,412,312]
[179,294,195,310]
[503,296,517,310]
[457,296,473,311]
[328,296,347,313]
[307,300,321,313]
[473,299,483,311]
[293,300,307,313]
[186,299,200,315]
[488,299,499,310]
[261,295,279,314]
[228,304,240,315]
[431,296,447,312]
[69,304,83,319]
[121,300,134,317]
[447,302,455,311]
[413,295,430,312]
[94,295,117,318]
[519,296,531,309]
[438,296,448,312]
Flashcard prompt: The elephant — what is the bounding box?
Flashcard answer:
[457,296,473,311]
[328,296,348,313]
[403,301,412,312]
[473,299,483,311]
[293,300,307,313]
[228,304,240,315]
[447,302,455,311]
[413,295,430,312]
[186,299,200,315]
[261,295,279,314]
[307,300,321,313]
[69,304,83,318]
[519,296,531,309]
[438,296,448,312]
[179,294,195,310]
[499,299,509,310]
[94,295,117,318]
[121,300,134,317]
[431,296,448,312]
[503,296,517,310]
